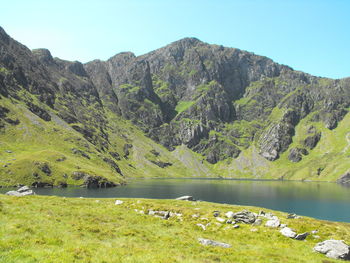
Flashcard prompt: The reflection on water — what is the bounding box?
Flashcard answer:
[2,179,350,222]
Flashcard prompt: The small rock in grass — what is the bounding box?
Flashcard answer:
[287,213,300,219]
[115,200,123,205]
[250,228,258,232]
[280,227,297,238]
[216,217,226,223]
[265,219,280,228]
[198,238,231,248]
[213,211,220,217]
[295,232,309,240]
[176,195,195,201]
[233,224,240,229]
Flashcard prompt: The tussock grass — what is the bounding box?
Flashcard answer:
[0,195,348,262]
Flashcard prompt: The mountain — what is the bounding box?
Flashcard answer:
[0,26,349,187]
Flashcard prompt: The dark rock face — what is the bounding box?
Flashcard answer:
[337,172,350,185]
[303,132,321,150]
[71,171,117,188]
[103,157,123,175]
[26,102,51,121]
[288,148,308,162]
[83,175,117,188]
[123,144,133,158]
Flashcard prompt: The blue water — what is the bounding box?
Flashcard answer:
[2,179,350,222]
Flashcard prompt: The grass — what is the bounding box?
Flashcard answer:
[0,194,348,262]
[175,101,195,115]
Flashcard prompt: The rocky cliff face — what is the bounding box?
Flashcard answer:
[86,37,350,164]
[1,26,350,185]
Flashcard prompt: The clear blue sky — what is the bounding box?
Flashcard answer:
[2,0,350,78]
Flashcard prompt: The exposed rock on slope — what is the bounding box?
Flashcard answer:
[1,25,350,185]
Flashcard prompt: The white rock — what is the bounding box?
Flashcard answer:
[216,217,226,223]
[176,195,195,201]
[17,186,30,193]
[115,200,123,205]
[265,219,280,228]
[280,227,297,238]
[225,211,234,218]
[198,238,231,248]
[314,240,350,260]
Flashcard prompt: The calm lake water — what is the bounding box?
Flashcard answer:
[2,179,350,223]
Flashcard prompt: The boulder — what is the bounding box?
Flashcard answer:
[253,218,262,226]
[314,240,350,260]
[17,186,30,193]
[265,219,280,228]
[6,186,34,196]
[115,200,123,205]
[295,232,309,240]
[198,238,231,248]
[232,210,256,224]
[280,227,297,238]
[225,211,234,218]
[176,195,195,201]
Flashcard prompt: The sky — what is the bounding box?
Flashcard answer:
[1,0,350,79]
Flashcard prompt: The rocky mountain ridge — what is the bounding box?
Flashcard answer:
[0,26,350,186]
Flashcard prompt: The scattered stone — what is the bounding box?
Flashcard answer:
[253,219,262,226]
[295,232,309,240]
[287,213,300,219]
[216,217,226,223]
[265,219,280,228]
[198,238,231,248]
[115,200,123,205]
[313,235,320,239]
[17,186,30,193]
[311,230,318,234]
[250,228,258,232]
[225,211,234,218]
[232,210,256,224]
[192,214,199,218]
[233,224,240,229]
[226,219,233,224]
[5,150,12,153]
[280,227,297,238]
[213,211,220,217]
[279,224,287,228]
[176,195,195,201]
[314,240,350,260]
[6,185,34,196]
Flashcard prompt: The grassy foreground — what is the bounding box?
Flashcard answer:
[0,195,349,263]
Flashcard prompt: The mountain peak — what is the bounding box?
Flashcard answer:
[32,48,54,64]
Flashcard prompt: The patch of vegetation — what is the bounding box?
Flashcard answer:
[175,101,195,114]
[0,195,348,262]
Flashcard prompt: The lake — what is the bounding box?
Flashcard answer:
[2,179,350,223]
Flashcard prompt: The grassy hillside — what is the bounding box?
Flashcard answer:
[212,110,350,182]
[0,95,213,187]
[0,195,349,262]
